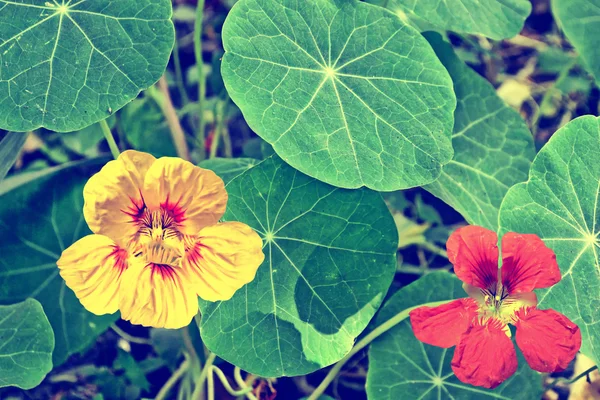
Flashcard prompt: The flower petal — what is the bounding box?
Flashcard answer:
[83,150,156,245]
[142,158,227,235]
[57,234,127,315]
[118,259,198,329]
[182,222,264,301]
[501,232,561,294]
[409,298,478,348]
[515,307,581,373]
[451,319,518,389]
[447,226,499,289]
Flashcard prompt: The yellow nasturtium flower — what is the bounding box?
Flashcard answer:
[57,150,264,329]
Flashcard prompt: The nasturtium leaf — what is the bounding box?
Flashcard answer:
[120,98,177,158]
[0,0,175,132]
[0,298,54,389]
[374,0,531,40]
[367,272,543,400]
[499,115,600,364]
[423,33,535,231]
[0,131,29,181]
[199,157,259,184]
[198,155,398,376]
[0,158,118,365]
[221,0,456,191]
[552,0,600,85]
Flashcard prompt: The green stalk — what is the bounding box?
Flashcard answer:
[307,300,449,400]
[100,119,120,160]
[173,37,190,105]
[155,357,190,400]
[191,352,216,400]
[195,0,207,159]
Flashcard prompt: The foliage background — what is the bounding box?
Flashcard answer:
[0,0,599,399]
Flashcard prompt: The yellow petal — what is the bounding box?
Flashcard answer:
[142,158,227,235]
[83,150,156,246]
[57,234,127,315]
[183,222,265,301]
[118,258,198,329]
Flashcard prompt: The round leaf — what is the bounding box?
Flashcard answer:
[0,299,54,389]
[499,115,600,364]
[367,272,543,400]
[552,0,600,85]
[423,33,534,231]
[0,159,118,365]
[199,157,259,185]
[198,155,398,376]
[375,0,531,40]
[221,0,456,191]
[0,0,175,132]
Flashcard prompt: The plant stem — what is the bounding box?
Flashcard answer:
[211,366,255,397]
[191,352,216,400]
[547,365,598,390]
[307,300,449,400]
[100,119,120,160]
[111,324,152,345]
[173,37,190,105]
[155,357,190,400]
[195,0,207,158]
[210,100,226,159]
[157,76,191,160]
[419,242,449,259]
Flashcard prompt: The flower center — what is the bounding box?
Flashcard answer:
[137,209,180,241]
[132,207,185,268]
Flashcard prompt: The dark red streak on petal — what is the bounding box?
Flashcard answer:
[121,190,147,221]
[150,263,177,282]
[105,245,129,277]
[161,194,186,224]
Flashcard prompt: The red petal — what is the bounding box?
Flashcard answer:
[515,308,581,373]
[451,319,517,389]
[409,299,478,348]
[501,232,561,294]
[447,226,499,289]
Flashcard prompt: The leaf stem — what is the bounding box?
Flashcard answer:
[419,242,448,259]
[547,365,598,390]
[100,119,120,160]
[195,0,207,158]
[111,324,152,345]
[307,300,449,400]
[210,100,226,159]
[156,76,191,160]
[234,367,258,400]
[155,356,190,400]
[191,352,216,400]
[173,37,190,105]
[211,365,255,397]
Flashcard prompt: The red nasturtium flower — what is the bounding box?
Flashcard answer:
[57,151,264,329]
[409,226,581,389]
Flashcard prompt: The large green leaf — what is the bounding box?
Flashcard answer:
[119,98,178,158]
[552,0,600,84]
[199,157,259,184]
[0,298,54,389]
[198,155,398,377]
[367,272,543,400]
[499,115,600,364]
[0,132,29,181]
[374,0,531,40]
[0,158,118,365]
[221,0,455,191]
[423,33,534,231]
[0,0,174,132]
